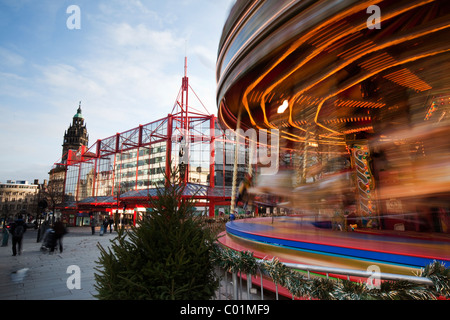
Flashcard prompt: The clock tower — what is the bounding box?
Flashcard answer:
[62,102,89,163]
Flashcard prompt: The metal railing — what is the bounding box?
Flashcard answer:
[284,262,433,285]
[215,262,434,300]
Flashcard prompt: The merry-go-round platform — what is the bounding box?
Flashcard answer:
[218,216,450,278]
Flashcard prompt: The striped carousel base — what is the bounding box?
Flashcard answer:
[218,216,450,297]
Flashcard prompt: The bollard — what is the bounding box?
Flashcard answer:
[247,273,252,300]
[232,272,238,300]
[260,271,264,300]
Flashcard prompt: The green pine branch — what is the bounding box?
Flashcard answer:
[94,166,219,300]
[212,246,449,300]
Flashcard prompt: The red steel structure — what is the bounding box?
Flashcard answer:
[53,61,256,226]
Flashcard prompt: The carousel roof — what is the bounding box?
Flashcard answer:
[216,0,450,147]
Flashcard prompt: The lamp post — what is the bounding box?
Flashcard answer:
[114,191,120,231]
[37,199,47,242]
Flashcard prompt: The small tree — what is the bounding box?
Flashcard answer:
[94,170,219,300]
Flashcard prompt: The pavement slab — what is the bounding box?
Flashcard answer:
[0,226,113,300]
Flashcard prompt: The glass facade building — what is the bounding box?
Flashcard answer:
[55,110,264,225]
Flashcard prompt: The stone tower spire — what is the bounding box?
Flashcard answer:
[62,102,89,163]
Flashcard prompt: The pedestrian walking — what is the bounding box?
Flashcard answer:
[38,219,50,242]
[9,215,27,256]
[40,226,56,252]
[90,216,96,235]
[109,217,113,233]
[53,218,66,253]
[102,218,109,236]
[1,224,9,247]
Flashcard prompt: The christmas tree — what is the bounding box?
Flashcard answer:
[94,169,219,300]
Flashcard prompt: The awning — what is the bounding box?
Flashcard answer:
[77,196,116,206]
[119,183,235,201]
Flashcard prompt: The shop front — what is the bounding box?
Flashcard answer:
[76,212,91,226]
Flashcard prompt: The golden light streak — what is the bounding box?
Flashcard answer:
[314,48,450,134]
[242,0,385,129]
[258,0,438,130]
[222,0,444,146]
[261,0,439,134]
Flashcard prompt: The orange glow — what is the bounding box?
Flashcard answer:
[335,99,385,109]
[221,0,445,147]
[241,0,386,129]
[383,68,432,91]
[343,126,374,134]
[315,48,450,135]
[255,0,439,130]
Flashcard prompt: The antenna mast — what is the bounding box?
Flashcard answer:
[182,56,189,130]
[179,56,190,185]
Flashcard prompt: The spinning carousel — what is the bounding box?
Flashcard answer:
[215,0,450,295]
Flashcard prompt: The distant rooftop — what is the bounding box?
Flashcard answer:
[2,180,37,185]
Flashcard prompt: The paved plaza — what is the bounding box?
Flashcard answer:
[0,225,277,302]
[0,226,113,300]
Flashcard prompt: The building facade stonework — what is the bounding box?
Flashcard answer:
[0,180,39,224]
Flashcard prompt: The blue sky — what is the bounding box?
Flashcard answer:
[0,0,235,183]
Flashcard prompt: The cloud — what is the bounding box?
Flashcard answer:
[29,18,187,148]
[114,23,179,51]
[40,63,107,97]
[192,45,216,71]
[105,22,183,66]
[0,0,236,182]
[0,47,25,67]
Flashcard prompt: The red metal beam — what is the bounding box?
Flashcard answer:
[210,114,215,189]
[165,114,173,184]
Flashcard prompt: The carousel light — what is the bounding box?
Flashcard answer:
[277,100,289,114]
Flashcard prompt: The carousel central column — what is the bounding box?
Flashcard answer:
[350,141,378,229]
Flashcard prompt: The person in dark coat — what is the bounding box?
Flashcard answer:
[102,218,109,235]
[53,218,66,253]
[9,215,27,256]
[108,217,113,233]
[90,216,96,235]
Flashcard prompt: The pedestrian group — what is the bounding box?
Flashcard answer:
[3,215,116,256]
